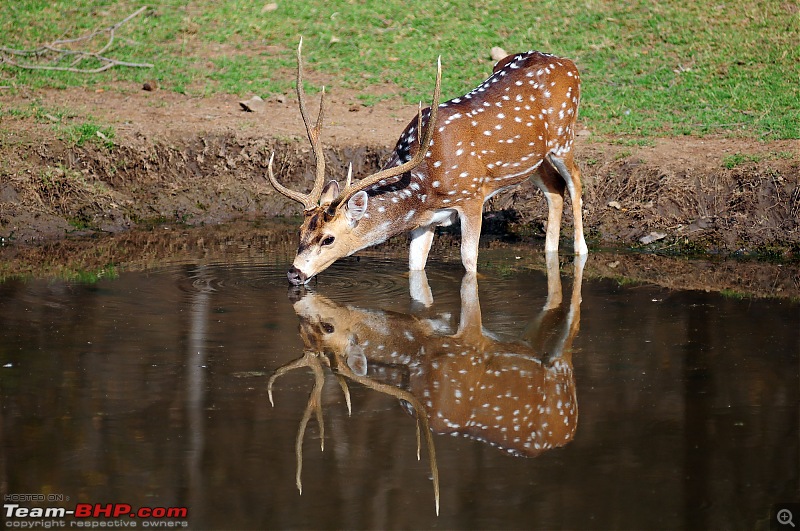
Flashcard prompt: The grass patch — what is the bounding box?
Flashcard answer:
[611,138,656,147]
[356,93,394,107]
[64,121,115,148]
[70,264,118,283]
[1,0,797,139]
[0,264,118,284]
[1,101,114,148]
[722,150,796,169]
[613,275,647,289]
[719,288,748,300]
[723,152,762,168]
[0,101,74,122]
[613,149,634,161]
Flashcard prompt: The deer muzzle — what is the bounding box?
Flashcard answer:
[287,266,308,285]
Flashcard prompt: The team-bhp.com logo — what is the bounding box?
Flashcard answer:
[4,501,189,528]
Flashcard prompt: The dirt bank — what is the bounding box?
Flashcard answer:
[0,219,797,300]
[1,86,798,258]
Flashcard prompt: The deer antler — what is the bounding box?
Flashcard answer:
[335,56,443,206]
[267,37,328,211]
[337,366,441,516]
[269,348,440,514]
[268,350,330,494]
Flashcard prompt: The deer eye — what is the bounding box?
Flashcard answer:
[321,235,335,247]
[321,322,335,334]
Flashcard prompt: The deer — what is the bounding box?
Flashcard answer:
[268,39,588,285]
[268,253,586,513]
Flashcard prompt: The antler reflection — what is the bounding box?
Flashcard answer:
[268,350,325,495]
[268,342,441,514]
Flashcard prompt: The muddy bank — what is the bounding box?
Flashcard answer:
[0,220,797,300]
[0,126,388,241]
[1,123,798,256]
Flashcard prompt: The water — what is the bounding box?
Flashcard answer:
[0,223,797,530]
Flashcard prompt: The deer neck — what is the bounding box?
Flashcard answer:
[348,168,442,249]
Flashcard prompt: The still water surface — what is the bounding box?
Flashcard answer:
[0,226,798,530]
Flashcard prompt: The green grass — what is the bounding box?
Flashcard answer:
[1,0,798,139]
[720,288,748,300]
[0,264,118,283]
[65,121,115,149]
[722,150,796,169]
[0,101,115,148]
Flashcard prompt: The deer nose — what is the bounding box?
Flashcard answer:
[287,266,307,285]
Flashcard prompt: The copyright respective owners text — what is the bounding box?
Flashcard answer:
[3,495,189,529]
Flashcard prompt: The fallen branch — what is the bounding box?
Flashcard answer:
[0,6,153,74]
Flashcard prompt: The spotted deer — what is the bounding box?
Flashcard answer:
[269,40,587,285]
[268,253,586,494]
[268,255,585,513]
[282,255,583,456]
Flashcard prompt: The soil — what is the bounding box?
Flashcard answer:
[1,82,799,292]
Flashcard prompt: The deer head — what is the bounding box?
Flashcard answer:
[268,39,442,285]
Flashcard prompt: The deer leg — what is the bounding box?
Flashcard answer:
[547,153,589,255]
[531,163,565,254]
[409,225,436,271]
[456,272,482,336]
[521,251,563,346]
[457,205,483,273]
[546,253,588,366]
[409,270,434,307]
[568,253,588,332]
[543,251,563,310]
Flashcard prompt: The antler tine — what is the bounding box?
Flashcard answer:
[338,367,440,515]
[279,350,326,495]
[335,373,353,416]
[268,349,317,407]
[267,152,311,207]
[337,56,442,204]
[265,38,328,210]
[268,349,327,450]
[344,162,353,190]
[296,37,328,210]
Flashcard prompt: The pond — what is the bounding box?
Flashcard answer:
[0,222,797,530]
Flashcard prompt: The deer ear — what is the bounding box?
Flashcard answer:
[319,180,340,205]
[345,334,368,376]
[345,191,368,224]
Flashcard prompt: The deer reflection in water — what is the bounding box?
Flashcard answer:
[268,253,586,514]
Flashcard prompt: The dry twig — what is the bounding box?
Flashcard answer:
[0,6,153,74]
